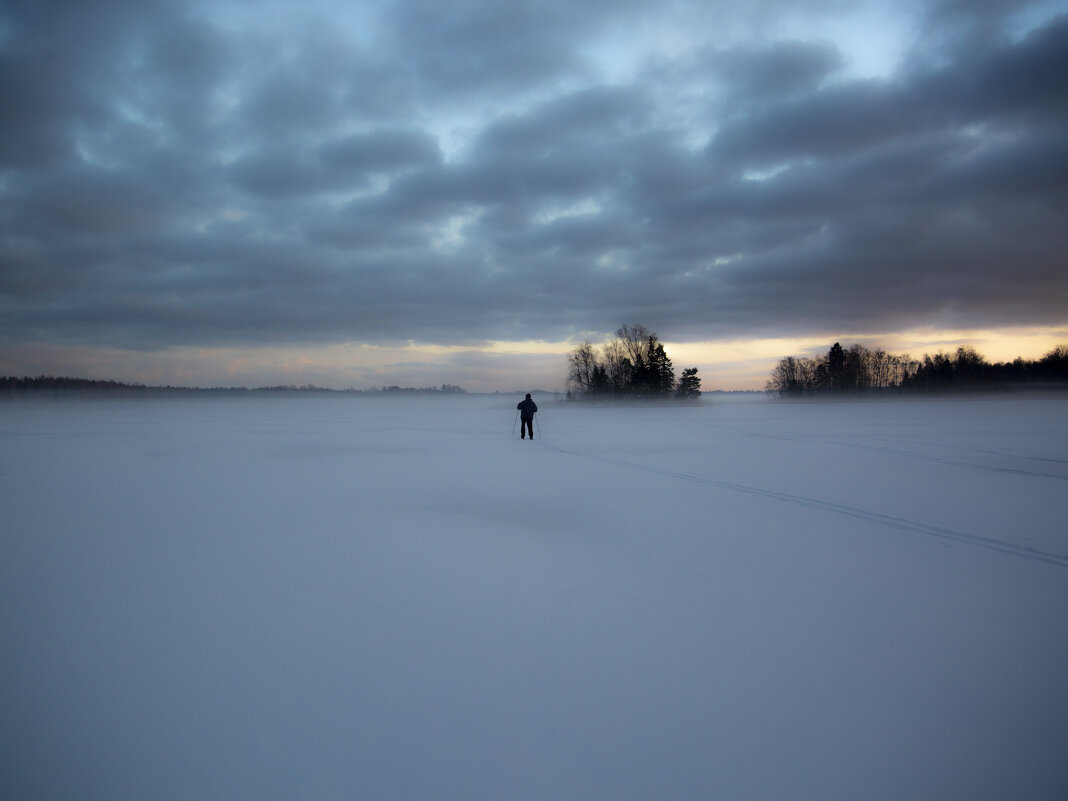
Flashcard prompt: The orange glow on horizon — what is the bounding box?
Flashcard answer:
[2,325,1066,392]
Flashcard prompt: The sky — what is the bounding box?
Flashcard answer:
[2,0,1067,391]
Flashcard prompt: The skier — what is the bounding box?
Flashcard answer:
[516,393,537,440]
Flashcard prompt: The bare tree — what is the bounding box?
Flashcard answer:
[601,339,631,396]
[567,341,598,395]
[766,356,804,396]
[616,324,653,368]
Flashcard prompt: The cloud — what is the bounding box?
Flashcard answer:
[1,0,1066,379]
[703,39,845,102]
[230,129,441,197]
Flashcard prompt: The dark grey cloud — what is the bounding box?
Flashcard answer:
[704,39,845,102]
[231,129,441,197]
[1,0,1066,361]
[383,1,585,94]
[235,37,413,141]
[377,0,660,96]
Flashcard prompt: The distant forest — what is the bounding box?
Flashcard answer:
[766,343,1068,397]
[0,376,467,398]
[567,324,701,400]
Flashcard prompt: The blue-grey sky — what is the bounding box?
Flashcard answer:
[2,0,1067,390]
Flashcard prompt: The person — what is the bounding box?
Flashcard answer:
[516,393,537,440]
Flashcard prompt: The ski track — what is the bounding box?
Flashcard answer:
[535,439,1068,568]
[814,440,1068,481]
[708,425,1068,482]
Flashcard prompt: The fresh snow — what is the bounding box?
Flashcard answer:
[2,394,1066,800]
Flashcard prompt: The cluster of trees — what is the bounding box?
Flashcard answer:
[567,324,701,400]
[766,343,914,396]
[767,343,1068,397]
[902,346,1068,392]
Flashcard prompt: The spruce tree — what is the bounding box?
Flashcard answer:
[676,367,701,399]
[649,340,675,396]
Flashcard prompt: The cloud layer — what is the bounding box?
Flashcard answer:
[2,0,1066,359]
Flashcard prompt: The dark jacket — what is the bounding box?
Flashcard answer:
[517,398,538,420]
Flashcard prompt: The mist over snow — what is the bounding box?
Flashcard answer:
[2,394,1066,800]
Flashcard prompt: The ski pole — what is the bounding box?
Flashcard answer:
[512,410,519,436]
[535,413,540,439]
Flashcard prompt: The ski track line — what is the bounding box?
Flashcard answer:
[536,440,1068,568]
[712,426,1068,481]
[820,439,1068,481]
[828,442,1068,481]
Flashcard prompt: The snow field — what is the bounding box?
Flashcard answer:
[1,394,1066,800]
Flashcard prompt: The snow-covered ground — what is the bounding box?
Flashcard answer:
[2,393,1066,800]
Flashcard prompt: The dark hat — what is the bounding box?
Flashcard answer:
[525,393,531,398]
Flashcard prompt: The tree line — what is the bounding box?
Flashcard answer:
[0,376,469,398]
[567,324,701,400]
[766,343,1068,397]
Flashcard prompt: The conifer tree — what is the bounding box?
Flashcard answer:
[676,367,701,399]
[649,340,675,396]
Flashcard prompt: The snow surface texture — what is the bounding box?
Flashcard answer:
[2,394,1066,800]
